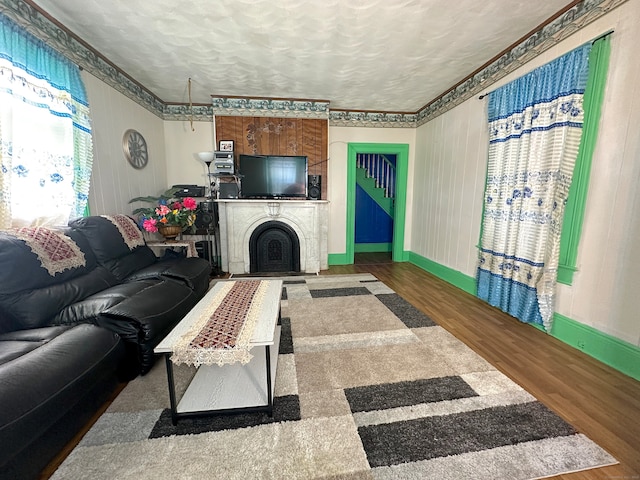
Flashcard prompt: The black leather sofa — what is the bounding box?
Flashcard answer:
[0,214,211,479]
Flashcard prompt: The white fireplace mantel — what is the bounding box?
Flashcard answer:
[216,199,329,274]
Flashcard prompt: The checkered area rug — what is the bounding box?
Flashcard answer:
[51,274,616,480]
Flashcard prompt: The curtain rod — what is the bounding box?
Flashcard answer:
[477,30,614,100]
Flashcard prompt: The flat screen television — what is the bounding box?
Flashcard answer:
[239,154,308,199]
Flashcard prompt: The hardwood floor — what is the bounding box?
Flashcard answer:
[329,255,640,479]
[42,255,640,479]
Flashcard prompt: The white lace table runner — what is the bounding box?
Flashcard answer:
[170,280,268,367]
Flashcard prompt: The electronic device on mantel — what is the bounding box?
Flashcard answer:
[212,151,234,175]
[172,184,205,197]
[238,154,307,199]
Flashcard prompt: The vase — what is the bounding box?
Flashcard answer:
[158,225,182,241]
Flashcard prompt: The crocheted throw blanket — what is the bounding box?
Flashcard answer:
[171,280,269,367]
[101,214,145,250]
[11,227,86,276]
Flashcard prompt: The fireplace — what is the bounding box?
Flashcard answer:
[216,199,329,275]
[249,221,300,273]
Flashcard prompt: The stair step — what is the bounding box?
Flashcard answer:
[356,167,393,216]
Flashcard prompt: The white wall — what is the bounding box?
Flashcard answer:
[413,100,487,275]
[83,72,168,216]
[327,126,416,255]
[412,1,640,346]
[164,120,216,191]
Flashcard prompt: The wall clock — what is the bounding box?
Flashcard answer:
[122,129,148,169]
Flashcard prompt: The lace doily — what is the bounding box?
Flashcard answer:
[11,227,86,276]
[101,214,145,250]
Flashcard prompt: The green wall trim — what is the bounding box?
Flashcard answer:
[354,243,392,253]
[550,313,640,381]
[328,253,350,265]
[408,252,476,295]
[408,252,639,381]
[557,264,578,285]
[347,143,409,264]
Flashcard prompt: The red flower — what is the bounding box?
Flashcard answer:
[183,197,197,210]
[142,218,158,233]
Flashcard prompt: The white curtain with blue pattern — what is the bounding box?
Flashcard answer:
[477,43,591,332]
[0,13,93,229]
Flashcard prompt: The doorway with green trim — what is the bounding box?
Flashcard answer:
[346,143,409,264]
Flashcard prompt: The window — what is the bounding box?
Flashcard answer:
[0,13,93,229]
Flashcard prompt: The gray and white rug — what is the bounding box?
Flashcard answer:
[51,274,616,479]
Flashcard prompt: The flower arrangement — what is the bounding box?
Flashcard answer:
[129,188,198,234]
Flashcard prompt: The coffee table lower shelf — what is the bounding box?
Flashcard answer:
[164,325,281,425]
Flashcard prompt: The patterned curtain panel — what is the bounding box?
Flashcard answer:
[0,13,93,229]
[477,43,592,331]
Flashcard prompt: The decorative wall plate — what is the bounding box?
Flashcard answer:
[123,129,148,169]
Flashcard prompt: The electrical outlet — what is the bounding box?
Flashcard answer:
[577,340,586,350]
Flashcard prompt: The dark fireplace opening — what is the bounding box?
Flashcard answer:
[249,221,301,274]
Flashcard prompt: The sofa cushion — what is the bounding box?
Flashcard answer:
[0,228,122,334]
[0,228,100,295]
[0,326,71,366]
[0,324,125,472]
[69,215,157,280]
[0,266,120,334]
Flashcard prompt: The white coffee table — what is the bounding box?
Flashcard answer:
[155,279,283,425]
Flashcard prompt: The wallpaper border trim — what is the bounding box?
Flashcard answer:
[0,0,629,127]
[211,97,330,120]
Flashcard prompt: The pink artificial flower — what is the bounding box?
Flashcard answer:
[156,204,170,216]
[171,201,182,210]
[143,218,158,232]
[183,197,197,210]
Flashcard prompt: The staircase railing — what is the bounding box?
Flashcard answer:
[356,153,396,198]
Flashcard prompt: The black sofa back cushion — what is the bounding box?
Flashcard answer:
[0,228,124,333]
[69,215,158,280]
[0,228,100,296]
[0,267,120,334]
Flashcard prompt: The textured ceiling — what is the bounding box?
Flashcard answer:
[32,0,574,112]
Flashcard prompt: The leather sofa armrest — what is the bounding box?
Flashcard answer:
[127,257,211,294]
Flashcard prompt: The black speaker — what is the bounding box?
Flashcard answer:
[218,182,239,199]
[308,175,321,200]
[195,201,217,229]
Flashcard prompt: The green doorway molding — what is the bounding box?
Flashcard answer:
[342,142,409,265]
